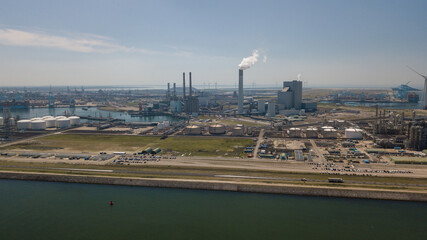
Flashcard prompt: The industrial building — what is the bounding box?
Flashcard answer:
[266,102,276,117]
[257,100,266,114]
[405,120,427,151]
[278,80,302,110]
[183,72,200,115]
[167,72,199,115]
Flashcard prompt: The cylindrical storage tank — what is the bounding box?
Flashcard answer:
[31,118,42,121]
[289,128,302,138]
[55,116,66,120]
[209,124,226,134]
[31,120,46,130]
[345,128,363,139]
[321,126,334,132]
[69,116,80,126]
[17,120,31,130]
[45,118,56,128]
[306,127,318,138]
[9,118,15,125]
[42,116,53,120]
[232,127,244,136]
[335,120,345,127]
[184,125,202,135]
[0,117,3,125]
[323,128,337,138]
[56,118,71,128]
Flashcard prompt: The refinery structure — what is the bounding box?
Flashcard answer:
[0,52,426,201]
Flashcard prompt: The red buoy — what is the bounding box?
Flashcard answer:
[109,201,114,206]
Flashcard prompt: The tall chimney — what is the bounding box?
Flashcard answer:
[424,78,427,109]
[189,72,192,97]
[238,69,244,114]
[173,83,176,97]
[167,83,170,97]
[183,72,186,99]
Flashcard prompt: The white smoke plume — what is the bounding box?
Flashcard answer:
[263,55,267,63]
[239,50,260,70]
[297,73,301,80]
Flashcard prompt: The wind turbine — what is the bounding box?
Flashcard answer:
[407,66,427,109]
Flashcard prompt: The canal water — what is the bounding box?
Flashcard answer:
[0,179,426,240]
[0,106,178,123]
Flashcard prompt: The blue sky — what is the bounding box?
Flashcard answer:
[0,0,426,88]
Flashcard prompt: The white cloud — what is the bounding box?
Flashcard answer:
[0,28,158,54]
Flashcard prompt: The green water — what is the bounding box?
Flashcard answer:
[0,180,426,240]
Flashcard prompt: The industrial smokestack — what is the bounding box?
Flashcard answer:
[183,72,186,99]
[167,83,170,97]
[425,78,427,109]
[239,50,260,70]
[238,69,243,114]
[189,72,192,97]
[173,83,176,97]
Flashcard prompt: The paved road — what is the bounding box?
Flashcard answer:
[1,164,426,188]
[252,129,265,159]
[310,139,327,163]
[0,129,69,148]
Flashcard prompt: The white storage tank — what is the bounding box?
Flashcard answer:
[9,118,15,125]
[323,128,337,138]
[42,116,53,120]
[17,120,31,130]
[306,127,318,138]
[289,128,302,138]
[335,119,346,127]
[345,128,363,139]
[209,124,226,134]
[321,126,334,132]
[184,125,202,135]
[45,118,57,128]
[56,118,71,128]
[31,120,46,130]
[0,117,3,125]
[232,126,244,136]
[55,116,66,119]
[69,116,80,126]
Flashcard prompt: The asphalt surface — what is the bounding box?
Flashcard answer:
[1,164,426,188]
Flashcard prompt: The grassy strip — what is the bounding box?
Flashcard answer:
[0,135,253,157]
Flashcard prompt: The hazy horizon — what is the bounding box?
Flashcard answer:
[0,0,426,88]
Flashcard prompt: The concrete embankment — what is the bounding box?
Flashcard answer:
[1,171,426,202]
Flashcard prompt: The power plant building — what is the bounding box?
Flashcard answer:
[257,100,266,113]
[278,80,302,110]
[267,102,276,117]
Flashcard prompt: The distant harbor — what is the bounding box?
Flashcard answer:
[0,106,181,123]
[320,100,424,109]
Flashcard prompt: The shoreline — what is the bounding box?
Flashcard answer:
[1,171,426,202]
